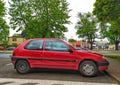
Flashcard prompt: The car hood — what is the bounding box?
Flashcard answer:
[76,50,103,59]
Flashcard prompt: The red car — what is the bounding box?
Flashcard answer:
[11,38,109,76]
[0,46,5,50]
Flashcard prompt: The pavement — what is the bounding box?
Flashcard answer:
[96,51,120,84]
[106,58,120,84]
[0,51,120,85]
[0,78,118,85]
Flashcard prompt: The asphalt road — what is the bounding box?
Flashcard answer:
[0,57,119,85]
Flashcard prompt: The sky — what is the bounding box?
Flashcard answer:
[65,0,95,40]
[4,0,96,40]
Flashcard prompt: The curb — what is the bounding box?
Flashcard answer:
[106,71,120,84]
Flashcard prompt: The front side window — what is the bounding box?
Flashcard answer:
[25,40,43,50]
[45,40,69,51]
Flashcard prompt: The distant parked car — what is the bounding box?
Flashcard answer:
[7,47,16,50]
[0,46,5,50]
[11,38,109,76]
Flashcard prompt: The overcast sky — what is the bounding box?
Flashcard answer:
[65,0,95,40]
[4,0,96,39]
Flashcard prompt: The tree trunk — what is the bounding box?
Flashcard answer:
[115,40,119,50]
[90,42,93,50]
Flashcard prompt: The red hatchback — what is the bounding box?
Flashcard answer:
[11,38,109,76]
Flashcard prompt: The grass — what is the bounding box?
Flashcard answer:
[105,55,120,61]
[93,50,120,52]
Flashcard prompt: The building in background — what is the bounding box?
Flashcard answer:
[94,41,109,50]
[8,34,26,46]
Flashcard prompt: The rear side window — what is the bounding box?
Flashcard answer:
[25,40,43,50]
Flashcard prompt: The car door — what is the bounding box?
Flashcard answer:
[23,39,44,68]
[42,40,78,70]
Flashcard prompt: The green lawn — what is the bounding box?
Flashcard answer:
[105,55,120,61]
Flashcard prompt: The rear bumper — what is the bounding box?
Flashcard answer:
[11,57,16,67]
[97,60,109,71]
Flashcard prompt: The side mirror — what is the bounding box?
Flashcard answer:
[68,49,73,53]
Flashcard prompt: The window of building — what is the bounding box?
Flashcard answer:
[12,37,17,41]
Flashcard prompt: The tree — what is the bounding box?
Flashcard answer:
[93,0,120,50]
[98,22,107,40]
[0,0,9,44]
[100,22,120,50]
[9,0,70,39]
[75,12,98,50]
[93,0,120,23]
[68,38,76,42]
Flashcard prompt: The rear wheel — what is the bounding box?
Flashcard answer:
[15,60,30,74]
[79,60,98,77]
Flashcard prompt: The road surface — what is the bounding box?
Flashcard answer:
[0,53,119,85]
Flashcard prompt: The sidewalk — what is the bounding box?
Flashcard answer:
[0,78,118,85]
[106,58,120,84]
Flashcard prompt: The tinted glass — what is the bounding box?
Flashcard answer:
[25,40,43,50]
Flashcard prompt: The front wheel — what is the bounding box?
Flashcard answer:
[15,60,30,74]
[79,60,98,77]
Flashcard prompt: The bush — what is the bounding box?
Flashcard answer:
[0,43,8,48]
[7,43,18,48]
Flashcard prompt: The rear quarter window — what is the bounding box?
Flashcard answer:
[25,40,43,50]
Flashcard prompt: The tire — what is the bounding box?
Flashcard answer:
[15,60,30,74]
[79,60,98,77]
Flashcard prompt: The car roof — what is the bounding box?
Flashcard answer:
[29,38,62,41]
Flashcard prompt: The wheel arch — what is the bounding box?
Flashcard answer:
[78,59,98,70]
[15,59,30,69]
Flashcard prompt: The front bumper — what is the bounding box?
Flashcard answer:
[97,60,109,71]
[97,60,109,66]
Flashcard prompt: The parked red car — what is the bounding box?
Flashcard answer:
[0,46,5,50]
[11,38,109,76]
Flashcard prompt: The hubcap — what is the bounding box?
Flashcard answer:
[82,64,94,75]
[19,63,26,71]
